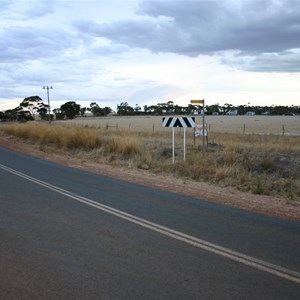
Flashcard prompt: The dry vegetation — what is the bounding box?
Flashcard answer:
[1,118,299,205]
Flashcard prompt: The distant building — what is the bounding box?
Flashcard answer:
[226,110,238,116]
[245,111,255,116]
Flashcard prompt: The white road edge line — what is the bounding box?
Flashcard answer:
[1,163,300,284]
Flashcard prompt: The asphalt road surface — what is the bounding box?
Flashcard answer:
[1,146,300,299]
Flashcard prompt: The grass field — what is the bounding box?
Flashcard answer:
[58,115,300,135]
[1,115,299,203]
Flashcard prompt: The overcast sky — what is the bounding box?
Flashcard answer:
[1,0,299,111]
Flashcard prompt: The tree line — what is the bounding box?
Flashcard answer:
[0,96,299,122]
[0,97,113,122]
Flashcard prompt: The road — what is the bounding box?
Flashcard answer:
[1,146,300,299]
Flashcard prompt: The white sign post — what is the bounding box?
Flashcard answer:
[172,127,175,163]
[162,116,195,163]
[183,127,186,161]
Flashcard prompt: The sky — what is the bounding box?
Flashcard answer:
[1,0,300,112]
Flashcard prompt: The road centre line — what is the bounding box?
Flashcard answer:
[1,163,300,284]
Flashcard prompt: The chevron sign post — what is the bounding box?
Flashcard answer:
[162,116,195,163]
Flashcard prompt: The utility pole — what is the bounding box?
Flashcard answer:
[43,86,53,123]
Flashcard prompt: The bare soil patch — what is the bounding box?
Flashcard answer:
[1,135,299,222]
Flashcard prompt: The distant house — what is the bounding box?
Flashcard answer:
[245,111,255,116]
[226,110,238,116]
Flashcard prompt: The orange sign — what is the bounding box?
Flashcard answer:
[190,100,204,104]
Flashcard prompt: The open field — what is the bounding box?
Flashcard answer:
[57,115,300,135]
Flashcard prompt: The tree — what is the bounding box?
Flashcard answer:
[103,106,112,116]
[143,105,150,114]
[270,105,293,115]
[290,105,300,115]
[80,107,87,117]
[237,105,247,115]
[20,96,48,119]
[2,108,19,121]
[134,104,141,113]
[17,110,33,122]
[156,102,166,115]
[221,103,234,115]
[37,103,51,120]
[147,105,159,114]
[60,101,80,119]
[185,104,194,115]
[174,104,185,114]
[89,102,112,116]
[166,101,175,114]
[90,102,102,116]
[206,104,220,115]
[53,108,65,120]
[117,102,134,115]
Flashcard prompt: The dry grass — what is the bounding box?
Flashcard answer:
[1,123,101,149]
[1,121,299,202]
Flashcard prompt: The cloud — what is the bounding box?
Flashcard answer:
[0,26,78,63]
[0,0,11,11]
[23,1,56,19]
[75,0,300,72]
[243,49,300,72]
[87,41,131,56]
[0,0,56,21]
[136,0,300,55]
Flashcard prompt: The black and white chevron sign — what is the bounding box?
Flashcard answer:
[162,116,195,128]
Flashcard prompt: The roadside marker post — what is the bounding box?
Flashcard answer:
[162,116,195,163]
